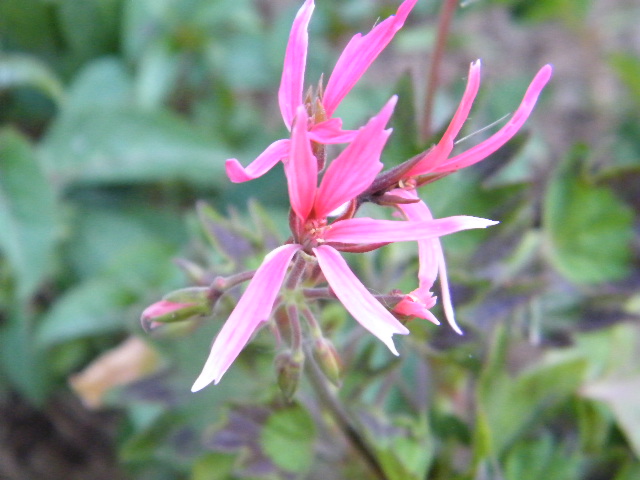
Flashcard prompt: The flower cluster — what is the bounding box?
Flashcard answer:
[143,0,551,393]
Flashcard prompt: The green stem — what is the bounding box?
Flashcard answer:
[304,345,388,480]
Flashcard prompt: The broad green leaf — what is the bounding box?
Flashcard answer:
[61,58,133,114]
[57,0,120,60]
[582,376,640,458]
[37,238,177,348]
[504,435,582,480]
[615,462,640,480]
[260,402,316,474]
[0,54,64,104]
[366,415,433,480]
[385,72,419,164]
[544,147,634,284]
[134,43,180,109]
[35,277,132,348]
[40,107,231,186]
[476,326,588,457]
[494,0,592,25]
[191,453,236,480]
[0,309,50,404]
[0,129,58,299]
[0,0,58,51]
[62,206,182,281]
[609,52,640,105]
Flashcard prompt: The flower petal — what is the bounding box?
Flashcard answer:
[322,0,418,116]
[392,189,462,333]
[436,64,553,172]
[394,292,440,325]
[285,106,317,221]
[191,244,302,391]
[225,139,291,183]
[278,0,315,129]
[324,216,498,244]
[392,190,439,288]
[313,245,409,355]
[315,96,397,218]
[407,60,482,177]
[308,118,358,144]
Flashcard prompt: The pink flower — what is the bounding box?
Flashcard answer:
[385,63,551,332]
[225,0,418,183]
[406,61,553,178]
[192,100,497,391]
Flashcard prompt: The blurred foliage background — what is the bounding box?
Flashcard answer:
[0,0,639,478]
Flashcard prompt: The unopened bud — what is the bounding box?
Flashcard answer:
[163,286,210,304]
[141,287,211,333]
[312,338,342,387]
[275,351,304,401]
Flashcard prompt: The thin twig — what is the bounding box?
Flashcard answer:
[303,346,388,480]
[421,0,459,142]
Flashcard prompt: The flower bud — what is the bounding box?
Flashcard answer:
[163,286,211,304]
[141,287,211,333]
[275,351,304,401]
[312,338,342,387]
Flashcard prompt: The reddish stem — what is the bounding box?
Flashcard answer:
[421,0,459,142]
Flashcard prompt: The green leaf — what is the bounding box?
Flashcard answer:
[609,52,640,105]
[385,72,419,164]
[37,236,177,348]
[134,42,180,109]
[57,0,120,60]
[495,0,593,25]
[615,462,640,480]
[62,206,181,281]
[544,146,634,284]
[504,434,582,480]
[61,58,133,114]
[0,0,59,51]
[0,128,58,299]
[260,402,316,474]
[476,326,588,457]
[191,453,236,480]
[41,107,231,186]
[366,415,433,480]
[0,309,50,404]
[35,276,132,348]
[0,54,64,104]
[582,376,640,458]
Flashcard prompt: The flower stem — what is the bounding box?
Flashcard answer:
[303,345,387,480]
[420,0,459,142]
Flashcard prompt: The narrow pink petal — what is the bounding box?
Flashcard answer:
[308,119,358,144]
[434,240,462,334]
[225,139,291,183]
[324,216,498,244]
[407,60,482,177]
[322,0,418,116]
[191,244,302,391]
[392,189,439,288]
[394,291,440,325]
[278,0,315,129]
[285,106,317,221]
[435,64,553,173]
[315,96,397,218]
[392,189,462,333]
[313,245,409,355]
